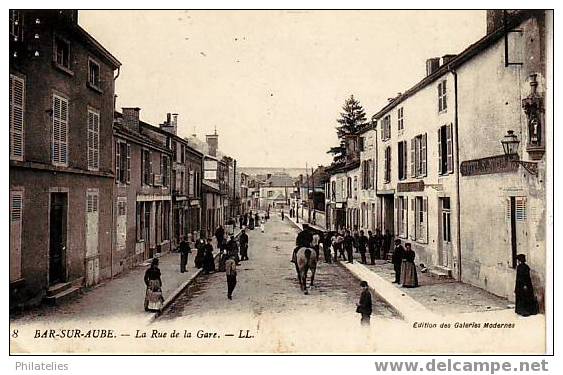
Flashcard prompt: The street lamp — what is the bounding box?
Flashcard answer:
[500,130,538,177]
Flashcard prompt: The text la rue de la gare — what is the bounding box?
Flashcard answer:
[31,328,255,339]
[412,321,516,329]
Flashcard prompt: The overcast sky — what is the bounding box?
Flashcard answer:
[80,10,486,168]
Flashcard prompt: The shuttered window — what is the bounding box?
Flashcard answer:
[87,109,100,170]
[10,75,25,161]
[438,80,447,112]
[415,196,428,243]
[10,190,23,281]
[438,124,453,174]
[52,94,69,165]
[398,141,407,180]
[507,196,527,221]
[397,107,404,131]
[87,191,99,213]
[384,146,391,183]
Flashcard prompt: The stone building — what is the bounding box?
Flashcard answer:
[9,10,121,307]
[113,109,173,273]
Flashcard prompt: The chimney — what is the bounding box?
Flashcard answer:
[426,58,440,76]
[160,112,177,135]
[441,54,456,65]
[206,130,218,157]
[122,107,140,132]
[486,10,519,34]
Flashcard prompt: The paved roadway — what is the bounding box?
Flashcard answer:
[158,214,400,353]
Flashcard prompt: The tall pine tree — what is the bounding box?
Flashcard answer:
[327,95,368,163]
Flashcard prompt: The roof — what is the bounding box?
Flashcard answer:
[113,122,170,154]
[373,10,536,120]
[264,174,295,187]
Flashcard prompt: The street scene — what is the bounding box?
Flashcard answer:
[9,9,550,354]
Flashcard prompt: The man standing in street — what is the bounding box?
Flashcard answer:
[358,230,368,264]
[367,230,376,265]
[281,210,285,221]
[227,234,240,265]
[356,281,372,326]
[225,254,237,300]
[343,230,354,263]
[215,225,225,250]
[179,236,191,273]
[392,239,405,284]
[239,229,249,261]
[374,228,383,260]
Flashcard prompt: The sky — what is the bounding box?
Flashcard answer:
[80,10,486,169]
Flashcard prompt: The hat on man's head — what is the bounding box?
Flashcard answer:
[360,281,368,287]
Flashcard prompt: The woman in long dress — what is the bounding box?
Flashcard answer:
[515,254,539,316]
[194,239,205,268]
[203,238,216,274]
[401,243,419,288]
[144,258,164,311]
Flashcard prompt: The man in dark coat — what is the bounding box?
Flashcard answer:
[178,236,191,273]
[374,228,383,260]
[292,224,313,263]
[392,239,405,284]
[225,254,237,300]
[356,280,372,326]
[357,230,368,264]
[215,225,225,249]
[515,254,539,316]
[281,210,285,221]
[239,229,249,261]
[343,230,355,263]
[367,230,377,265]
[239,215,244,229]
[322,232,333,263]
[194,239,205,268]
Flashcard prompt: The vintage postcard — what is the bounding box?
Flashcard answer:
[8,9,552,354]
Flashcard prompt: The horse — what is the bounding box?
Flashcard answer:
[295,247,317,295]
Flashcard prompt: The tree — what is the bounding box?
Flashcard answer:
[327,95,368,162]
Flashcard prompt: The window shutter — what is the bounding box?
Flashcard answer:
[87,110,99,170]
[438,83,442,112]
[93,112,99,169]
[442,81,447,110]
[410,198,416,240]
[394,197,399,236]
[10,75,25,161]
[403,141,408,179]
[421,133,427,176]
[423,197,428,243]
[115,141,120,183]
[126,143,131,183]
[149,151,153,184]
[516,197,527,221]
[410,138,415,177]
[52,95,68,165]
[447,124,453,173]
[414,137,420,177]
[10,190,23,281]
[438,127,442,174]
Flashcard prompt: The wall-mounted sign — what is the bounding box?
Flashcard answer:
[460,154,518,177]
[204,170,217,180]
[397,181,424,192]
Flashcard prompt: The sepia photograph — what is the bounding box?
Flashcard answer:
[7,8,553,356]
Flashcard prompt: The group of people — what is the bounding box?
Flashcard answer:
[237,211,267,232]
[390,239,419,288]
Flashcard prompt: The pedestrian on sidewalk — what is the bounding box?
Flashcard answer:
[356,280,372,326]
[203,238,216,274]
[322,232,333,263]
[239,215,244,229]
[281,210,285,221]
[144,258,164,311]
[353,226,360,253]
[194,238,205,269]
[239,229,249,261]
[367,231,376,265]
[358,230,368,264]
[215,225,225,250]
[227,234,240,265]
[179,236,192,273]
[514,254,539,316]
[336,231,345,261]
[225,254,237,300]
[260,218,265,233]
[344,230,354,263]
[374,228,383,260]
[392,239,405,284]
[400,243,419,288]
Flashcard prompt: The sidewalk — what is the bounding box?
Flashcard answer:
[10,230,241,325]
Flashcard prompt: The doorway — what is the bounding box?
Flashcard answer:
[49,192,67,285]
[439,197,452,268]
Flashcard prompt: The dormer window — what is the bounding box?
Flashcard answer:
[54,35,71,72]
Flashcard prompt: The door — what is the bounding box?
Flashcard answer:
[383,195,394,235]
[115,198,127,275]
[439,197,452,268]
[49,193,67,285]
[85,190,100,287]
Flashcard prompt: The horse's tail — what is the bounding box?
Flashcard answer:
[304,248,312,262]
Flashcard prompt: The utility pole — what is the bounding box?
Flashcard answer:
[306,164,311,224]
[233,159,237,218]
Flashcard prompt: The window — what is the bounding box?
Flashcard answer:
[507,196,527,222]
[54,35,71,70]
[438,124,453,174]
[384,146,391,183]
[142,149,152,185]
[88,58,101,89]
[347,177,352,198]
[414,196,428,242]
[195,171,201,197]
[438,80,447,112]
[267,190,274,198]
[52,94,68,166]
[181,144,185,164]
[10,10,23,42]
[396,196,407,238]
[410,134,427,178]
[136,202,144,241]
[398,107,404,131]
[353,176,358,198]
[117,201,127,216]
[161,155,170,187]
[398,141,407,180]
[381,115,391,141]
[10,190,23,281]
[441,198,451,243]
[10,74,25,161]
[86,191,99,213]
[115,141,130,184]
[331,181,336,200]
[188,169,195,196]
[87,109,100,170]
[163,201,170,240]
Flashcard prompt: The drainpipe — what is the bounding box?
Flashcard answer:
[110,66,121,279]
[448,64,462,282]
[372,117,381,230]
